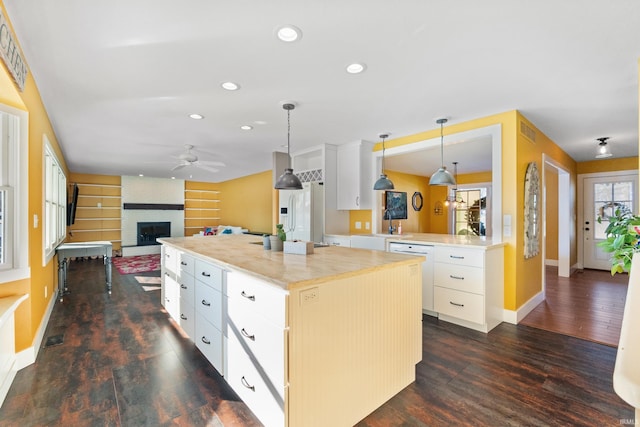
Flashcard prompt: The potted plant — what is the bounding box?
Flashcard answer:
[597,208,640,275]
[269,224,286,251]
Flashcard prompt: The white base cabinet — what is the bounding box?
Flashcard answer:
[433,244,504,333]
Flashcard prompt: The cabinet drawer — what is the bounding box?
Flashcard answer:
[178,252,195,278]
[434,263,484,295]
[226,336,286,427]
[162,245,178,274]
[227,270,287,327]
[227,305,286,389]
[435,246,484,268]
[179,299,195,339]
[195,282,223,331]
[195,259,224,292]
[195,313,223,374]
[434,286,484,325]
[178,272,195,306]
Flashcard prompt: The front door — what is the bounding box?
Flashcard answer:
[583,174,637,270]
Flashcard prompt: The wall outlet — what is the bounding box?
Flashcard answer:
[97,202,102,208]
[365,222,370,230]
[300,287,319,305]
[355,221,362,229]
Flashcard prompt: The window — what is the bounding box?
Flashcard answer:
[0,104,28,282]
[43,135,66,264]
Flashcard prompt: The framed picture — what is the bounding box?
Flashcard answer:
[385,191,408,219]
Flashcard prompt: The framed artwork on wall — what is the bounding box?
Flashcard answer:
[385,191,408,220]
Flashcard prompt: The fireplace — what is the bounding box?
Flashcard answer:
[137,221,171,246]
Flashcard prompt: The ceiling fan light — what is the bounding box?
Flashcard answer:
[275,168,302,190]
[595,137,612,158]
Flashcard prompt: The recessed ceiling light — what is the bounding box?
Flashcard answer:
[240,125,253,130]
[189,113,204,120]
[254,120,267,125]
[346,63,366,74]
[171,176,176,180]
[276,25,302,42]
[139,174,144,177]
[221,82,240,91]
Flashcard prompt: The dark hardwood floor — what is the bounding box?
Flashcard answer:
[0,259,633,426]
[521,267,629,347]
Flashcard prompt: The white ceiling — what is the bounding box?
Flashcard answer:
[4,0,640,182]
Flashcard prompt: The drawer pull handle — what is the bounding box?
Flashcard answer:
[201,300,211,307]
[241,328,256,341]
[180,284,187,289]
[181,261,187,266]
[450,255,465,259]
[201,272,211,277]
[241,376,255,392]
[201,336,210,345]
[449,301,465,307]
[180,314,187,320]
[241,291,256,301]
[449,275,465,280]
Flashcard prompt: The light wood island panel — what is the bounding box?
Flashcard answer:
[159,234,423,427]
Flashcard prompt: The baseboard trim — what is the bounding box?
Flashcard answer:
[545,259,559,266]
[15,291,57,370]
[502,290,545,325]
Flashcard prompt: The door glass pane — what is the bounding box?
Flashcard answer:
[454,188,486,236]
[594,181,634,239]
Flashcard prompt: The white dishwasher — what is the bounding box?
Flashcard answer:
[388,242,436,316]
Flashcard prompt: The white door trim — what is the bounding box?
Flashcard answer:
[542,155,571,282]
[577,169,639,269]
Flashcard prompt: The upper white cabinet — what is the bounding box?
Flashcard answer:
[337,140,373,210]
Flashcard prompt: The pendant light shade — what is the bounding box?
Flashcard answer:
[595,137,613,159]
[373,133,395,190]
[275,103,303,190]
[429,118,456,186]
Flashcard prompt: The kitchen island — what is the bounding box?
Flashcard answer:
[158,234,423,427]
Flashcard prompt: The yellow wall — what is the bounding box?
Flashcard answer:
[371,111,578,312]
[219,170,273,234]
[0,1,69,351]
[68,173,122,250]
[577,157,638,174]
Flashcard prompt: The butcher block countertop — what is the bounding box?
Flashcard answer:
[158,234,423,291]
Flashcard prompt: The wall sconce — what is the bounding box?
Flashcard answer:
[434,201,443,215]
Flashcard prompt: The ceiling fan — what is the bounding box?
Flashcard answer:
[171,144,225,173]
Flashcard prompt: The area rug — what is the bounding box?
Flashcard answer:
[112,254,161,274]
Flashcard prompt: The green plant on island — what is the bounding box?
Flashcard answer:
[597,207,640,275]
[276,224,286,241]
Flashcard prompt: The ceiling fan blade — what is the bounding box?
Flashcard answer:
[194,162,219,173]
[199,160,226,167]
[170,163,186,171]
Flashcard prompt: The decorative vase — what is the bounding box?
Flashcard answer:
[269,235,283,252]
[263,235,271,250]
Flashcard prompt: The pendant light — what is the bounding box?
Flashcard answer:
[444,161,464,208]
[275,103,303,190]
[595,137,613,159]
[429,118,456,186]
[373,133,394,190]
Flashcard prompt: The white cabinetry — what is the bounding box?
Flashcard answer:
[292,144,349,235]
[225,269,287,427]
[177,253,195,339]
[161,245,180,321]
[337,140,373,210]
[323,234,351,247]
[433,245,504,332]
[194,258,225,374]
